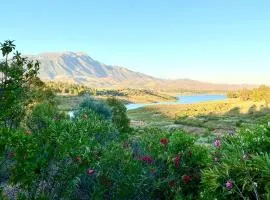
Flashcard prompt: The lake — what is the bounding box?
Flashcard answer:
[126,94,227,110]
[68,94,227,117]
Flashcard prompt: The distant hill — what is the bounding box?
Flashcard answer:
[34,52,255,91]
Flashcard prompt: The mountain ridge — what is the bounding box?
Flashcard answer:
[33,52,256,91]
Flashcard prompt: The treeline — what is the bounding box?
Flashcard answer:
[46,81,97,95]
[46,81,174,100]
[228,85,270,103]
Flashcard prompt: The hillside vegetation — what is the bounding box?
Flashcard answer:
[46,82,176,111]
[128,99,270,135]
[1,41,270,200]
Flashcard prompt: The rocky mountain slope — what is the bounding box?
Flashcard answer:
[35,52,255,91]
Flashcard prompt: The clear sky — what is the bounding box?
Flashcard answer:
[1,0,269,84]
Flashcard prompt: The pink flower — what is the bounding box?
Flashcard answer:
[175,156,181,168]
[226,180,233,190]
[182,175,192,184]
[160,138,169,146]
[141,156,153,164]
[87,169,95,175]
[214,139,221,148]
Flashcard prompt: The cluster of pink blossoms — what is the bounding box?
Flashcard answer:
[214,139,221,148]
[141,156,154,164]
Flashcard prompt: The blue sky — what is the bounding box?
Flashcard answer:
[1,0,269,84]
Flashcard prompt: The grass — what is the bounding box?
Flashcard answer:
[128,99,270,139]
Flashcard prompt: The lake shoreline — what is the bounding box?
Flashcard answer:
[126,94,228,110]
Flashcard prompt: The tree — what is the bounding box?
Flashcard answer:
[106,97,130,133]
[0,40,40,128]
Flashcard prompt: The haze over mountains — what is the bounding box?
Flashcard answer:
[35,52,255,91]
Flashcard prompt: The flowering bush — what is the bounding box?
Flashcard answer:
[0,101,120,199]
[2,40,270,199]
[129,128,211,199]
[201,125,270,200]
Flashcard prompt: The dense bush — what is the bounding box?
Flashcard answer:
[78,95,112,120]
[1,97,270,199]
[128,128,211,199]
[0,97,212,199]
[0,41,45,129]
[106,97,130,133]
[0,103,119,199]
[201,125,270,200]
[1,40,270,199]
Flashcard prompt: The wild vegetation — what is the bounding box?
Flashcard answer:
[128,99,270,134]
[227,86,270,103]
[1,41,270,199]
[46,81,176,110]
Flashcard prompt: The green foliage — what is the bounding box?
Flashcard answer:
[78,95,112,120]
[1,40,270,200]
[106,97,131,133]
[1,103,119,199]
[129,128,211,199]
[26,103,62,132]
[201,125,270,199]
[0,40,54,129]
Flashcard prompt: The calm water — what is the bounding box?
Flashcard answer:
[126,94,227,110]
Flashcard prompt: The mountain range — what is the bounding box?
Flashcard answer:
[34,52,255,91]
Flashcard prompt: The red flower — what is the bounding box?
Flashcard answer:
[141,156,153,164]
[175,155,181,168]
[182,175,192,184]
[160,138,169,146]
[87,169,95,175]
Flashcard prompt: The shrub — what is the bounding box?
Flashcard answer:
[201,125,270,199]
[1,103,119,199]
[129,128,211,199]
[106,97,131,133]
[78,95,112,120]
[0,40,40,129]
[26,103,63,132]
